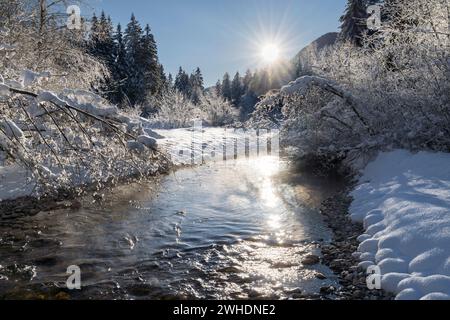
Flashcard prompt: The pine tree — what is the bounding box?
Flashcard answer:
[111,23,129,105]
[259,70,270,95]
[90,12,115,64]
[339,0,369,46]
[141,24,161,96]
[231,72,242,105]
[189,67,204,104]
[221,72,232,101]
[158,64,169,93]
[124,13,145,105]
[194,67,204,90]
[242,69,253,93]
[214,80,222,96]
[174,67,190,95]
[88,14,100,56]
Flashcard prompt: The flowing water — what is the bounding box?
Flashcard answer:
[0,156,345,300]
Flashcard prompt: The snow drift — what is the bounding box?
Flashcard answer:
[350,150,450,300]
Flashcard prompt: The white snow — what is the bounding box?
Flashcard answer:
[20,70,50,87]
[350,150,450,300]
[0,119,25,140]
[281,76,333,96]
[4,79,23,90]
[0,44,15,51]
[62,89,119,117]
[37,91,66,106]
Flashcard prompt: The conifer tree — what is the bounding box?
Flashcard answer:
[339,0,369,46]
[231,72,242,105]
[221,72,232,101]
[124,13,145,105]
[189,67,204,104]
[141,24,161,96]
[158,64,169,93]
[110,23,129,105]
[174,67,190,95]
[242,69,253,93]
[215,80,222,96]
[167,73,174,88]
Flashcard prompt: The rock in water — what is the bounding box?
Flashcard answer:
[301,255,320,266]
[315,272,327,280]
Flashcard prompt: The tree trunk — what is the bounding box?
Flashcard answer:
[38,0,47,66]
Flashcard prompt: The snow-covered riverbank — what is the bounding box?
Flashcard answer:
[351,150,450,300]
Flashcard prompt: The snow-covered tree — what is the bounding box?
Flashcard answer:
[148,89,202,128]
[199,91,237,126]
[255,0,450,163]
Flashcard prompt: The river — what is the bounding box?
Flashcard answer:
[0,154,345,300]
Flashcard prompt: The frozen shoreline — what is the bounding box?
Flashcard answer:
[350,150,450,300]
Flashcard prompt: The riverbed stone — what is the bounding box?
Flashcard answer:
[301,255,320,266]
[317,190,394,300]
[315,272,327,280]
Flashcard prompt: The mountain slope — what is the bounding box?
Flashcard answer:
[292,32,338,76]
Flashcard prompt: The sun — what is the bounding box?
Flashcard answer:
[260,43,281,64]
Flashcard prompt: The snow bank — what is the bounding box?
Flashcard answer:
[37,91,66,106]
[350,150,450,300]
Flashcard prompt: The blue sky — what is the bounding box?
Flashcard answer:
[87,0,347,86]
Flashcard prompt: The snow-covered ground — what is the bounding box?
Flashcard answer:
[351,150,450,300]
